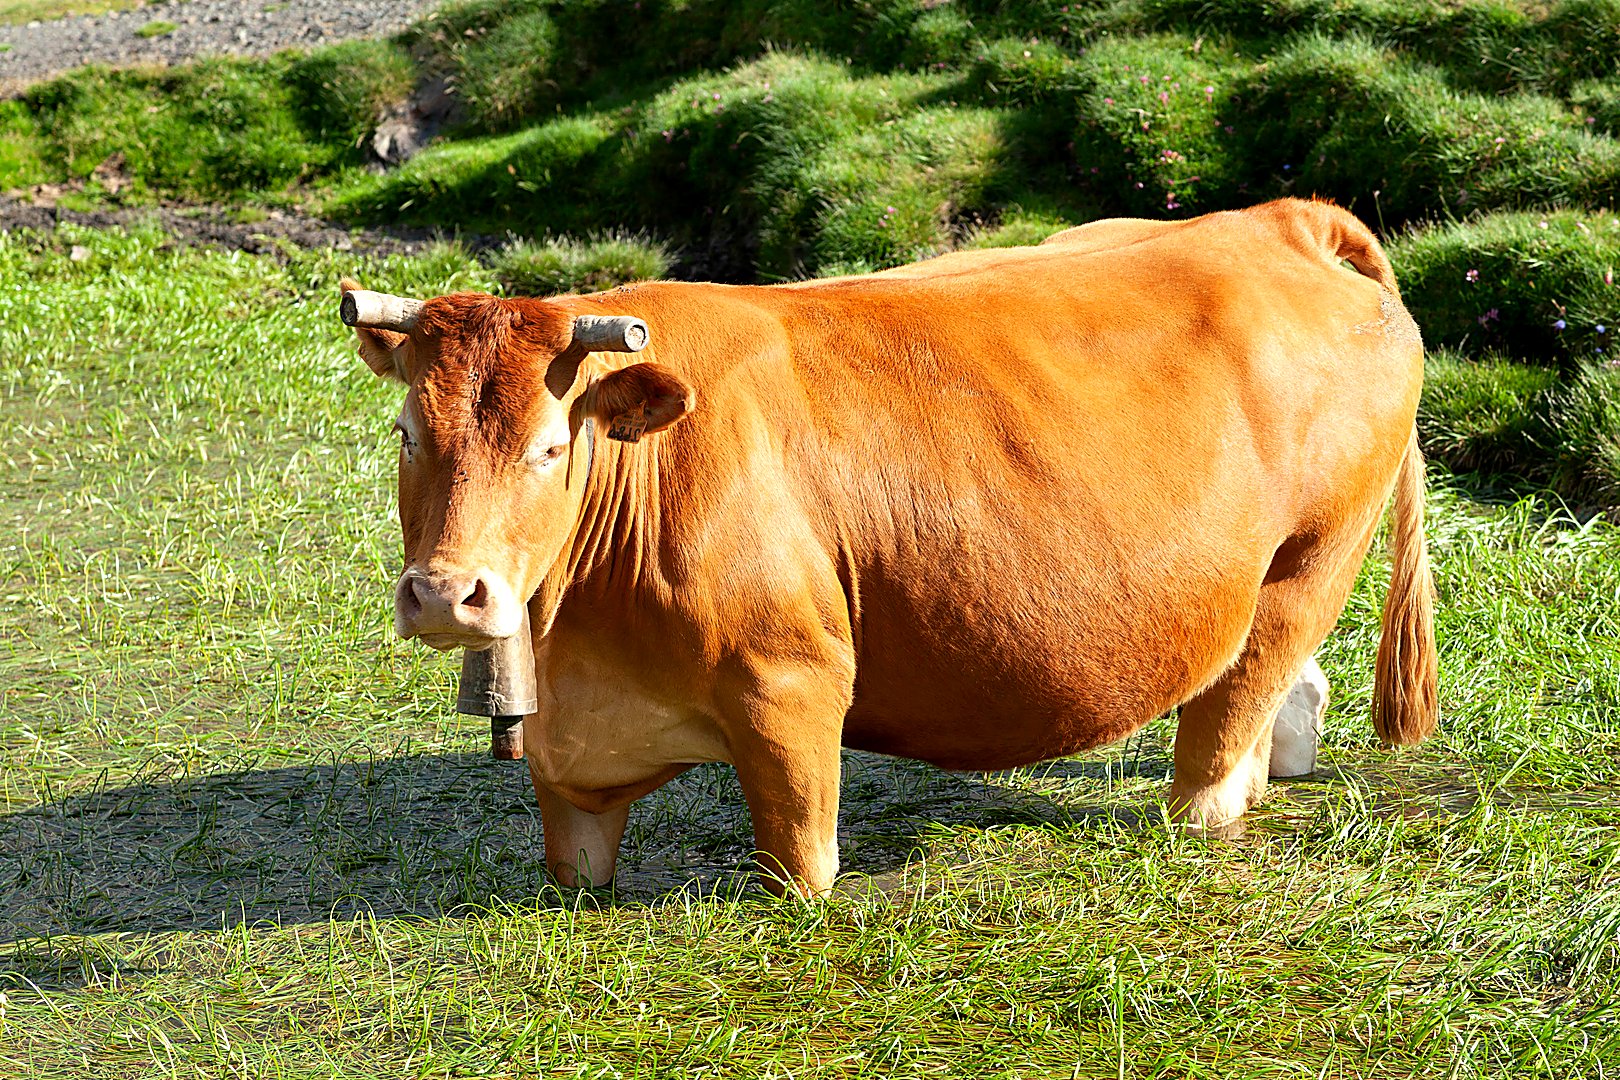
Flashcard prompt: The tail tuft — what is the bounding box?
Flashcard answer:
[1372,430,1439,745]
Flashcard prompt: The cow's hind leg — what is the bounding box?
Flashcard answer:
[1269,655,1329,779]
[1169,526,1375,834]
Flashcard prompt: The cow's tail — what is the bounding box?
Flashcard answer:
[1372,429,1438,746]
[1324,205,1399,298]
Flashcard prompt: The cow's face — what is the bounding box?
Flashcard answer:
[342,281,692,650]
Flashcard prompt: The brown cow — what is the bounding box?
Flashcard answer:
[340,198,1437,895]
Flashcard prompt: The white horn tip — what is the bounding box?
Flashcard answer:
[573,314,649,353]
[341,290,423,332]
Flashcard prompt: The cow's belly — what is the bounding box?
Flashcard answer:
[528,642,732,796]
[841,543,1266,771]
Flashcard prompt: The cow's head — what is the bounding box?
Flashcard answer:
[340,279,693,650]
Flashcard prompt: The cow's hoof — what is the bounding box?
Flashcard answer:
[1166,791,1249,839]
[1177,815,1247,841]
[1270,656,1328,778]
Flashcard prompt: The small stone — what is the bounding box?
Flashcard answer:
[69,244,91,262]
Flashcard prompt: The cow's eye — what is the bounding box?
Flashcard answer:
[393,422,417,461]
[531,443,567,468]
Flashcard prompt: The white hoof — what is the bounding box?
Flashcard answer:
[1269,656,1327,778]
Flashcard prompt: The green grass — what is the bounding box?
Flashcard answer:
[0,100,49,190]
[1227,33,1620,227]
[1,226,1618,1077]
[1420,352,1620,515]
[1391,209,1620,363]
[1419,351,1560,479]
[1389,211,1620,502]
[0,0,136,24]
[447,6,561,131]
[131,18,173,38]
[325,51,1059,279]
[3,0,1616,286]
[492,231,672,295]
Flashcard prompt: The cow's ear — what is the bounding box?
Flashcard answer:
[584,363,695,443]
[341,277,408,383]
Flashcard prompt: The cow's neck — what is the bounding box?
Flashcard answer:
[529,418,665,635]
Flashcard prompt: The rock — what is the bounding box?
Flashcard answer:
[369,75,456,166]
[91,151,130,197]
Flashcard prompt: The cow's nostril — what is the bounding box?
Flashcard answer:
[461,577,489,611]
[401,578,425,617]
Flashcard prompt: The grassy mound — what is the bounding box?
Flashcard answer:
[8,0,1616,231]
[1393,210,1620,505]
[10,43,413,200]
[1420,352,1620,506]
[328,52,1048,279]
[1391,210,1620,363]
[1230,34,1620,226]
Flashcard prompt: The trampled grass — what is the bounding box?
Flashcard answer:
[1,226,1617,1077]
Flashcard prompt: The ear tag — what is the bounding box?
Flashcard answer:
[607,404,648,443]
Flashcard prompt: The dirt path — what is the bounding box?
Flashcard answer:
[0,192,496,258]
[0,0,437,94]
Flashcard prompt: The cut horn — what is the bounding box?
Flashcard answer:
[572,314,649,352]
[341,290,425,332]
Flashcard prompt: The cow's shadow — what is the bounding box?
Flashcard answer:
[0,745,1175,949]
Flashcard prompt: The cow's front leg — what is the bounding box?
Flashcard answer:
[527,764,631,888]
[723,666,850,897]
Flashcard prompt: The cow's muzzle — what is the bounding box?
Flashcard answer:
[395,566,524,648]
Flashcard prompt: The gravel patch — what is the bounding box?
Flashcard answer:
[0,0,438,94]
